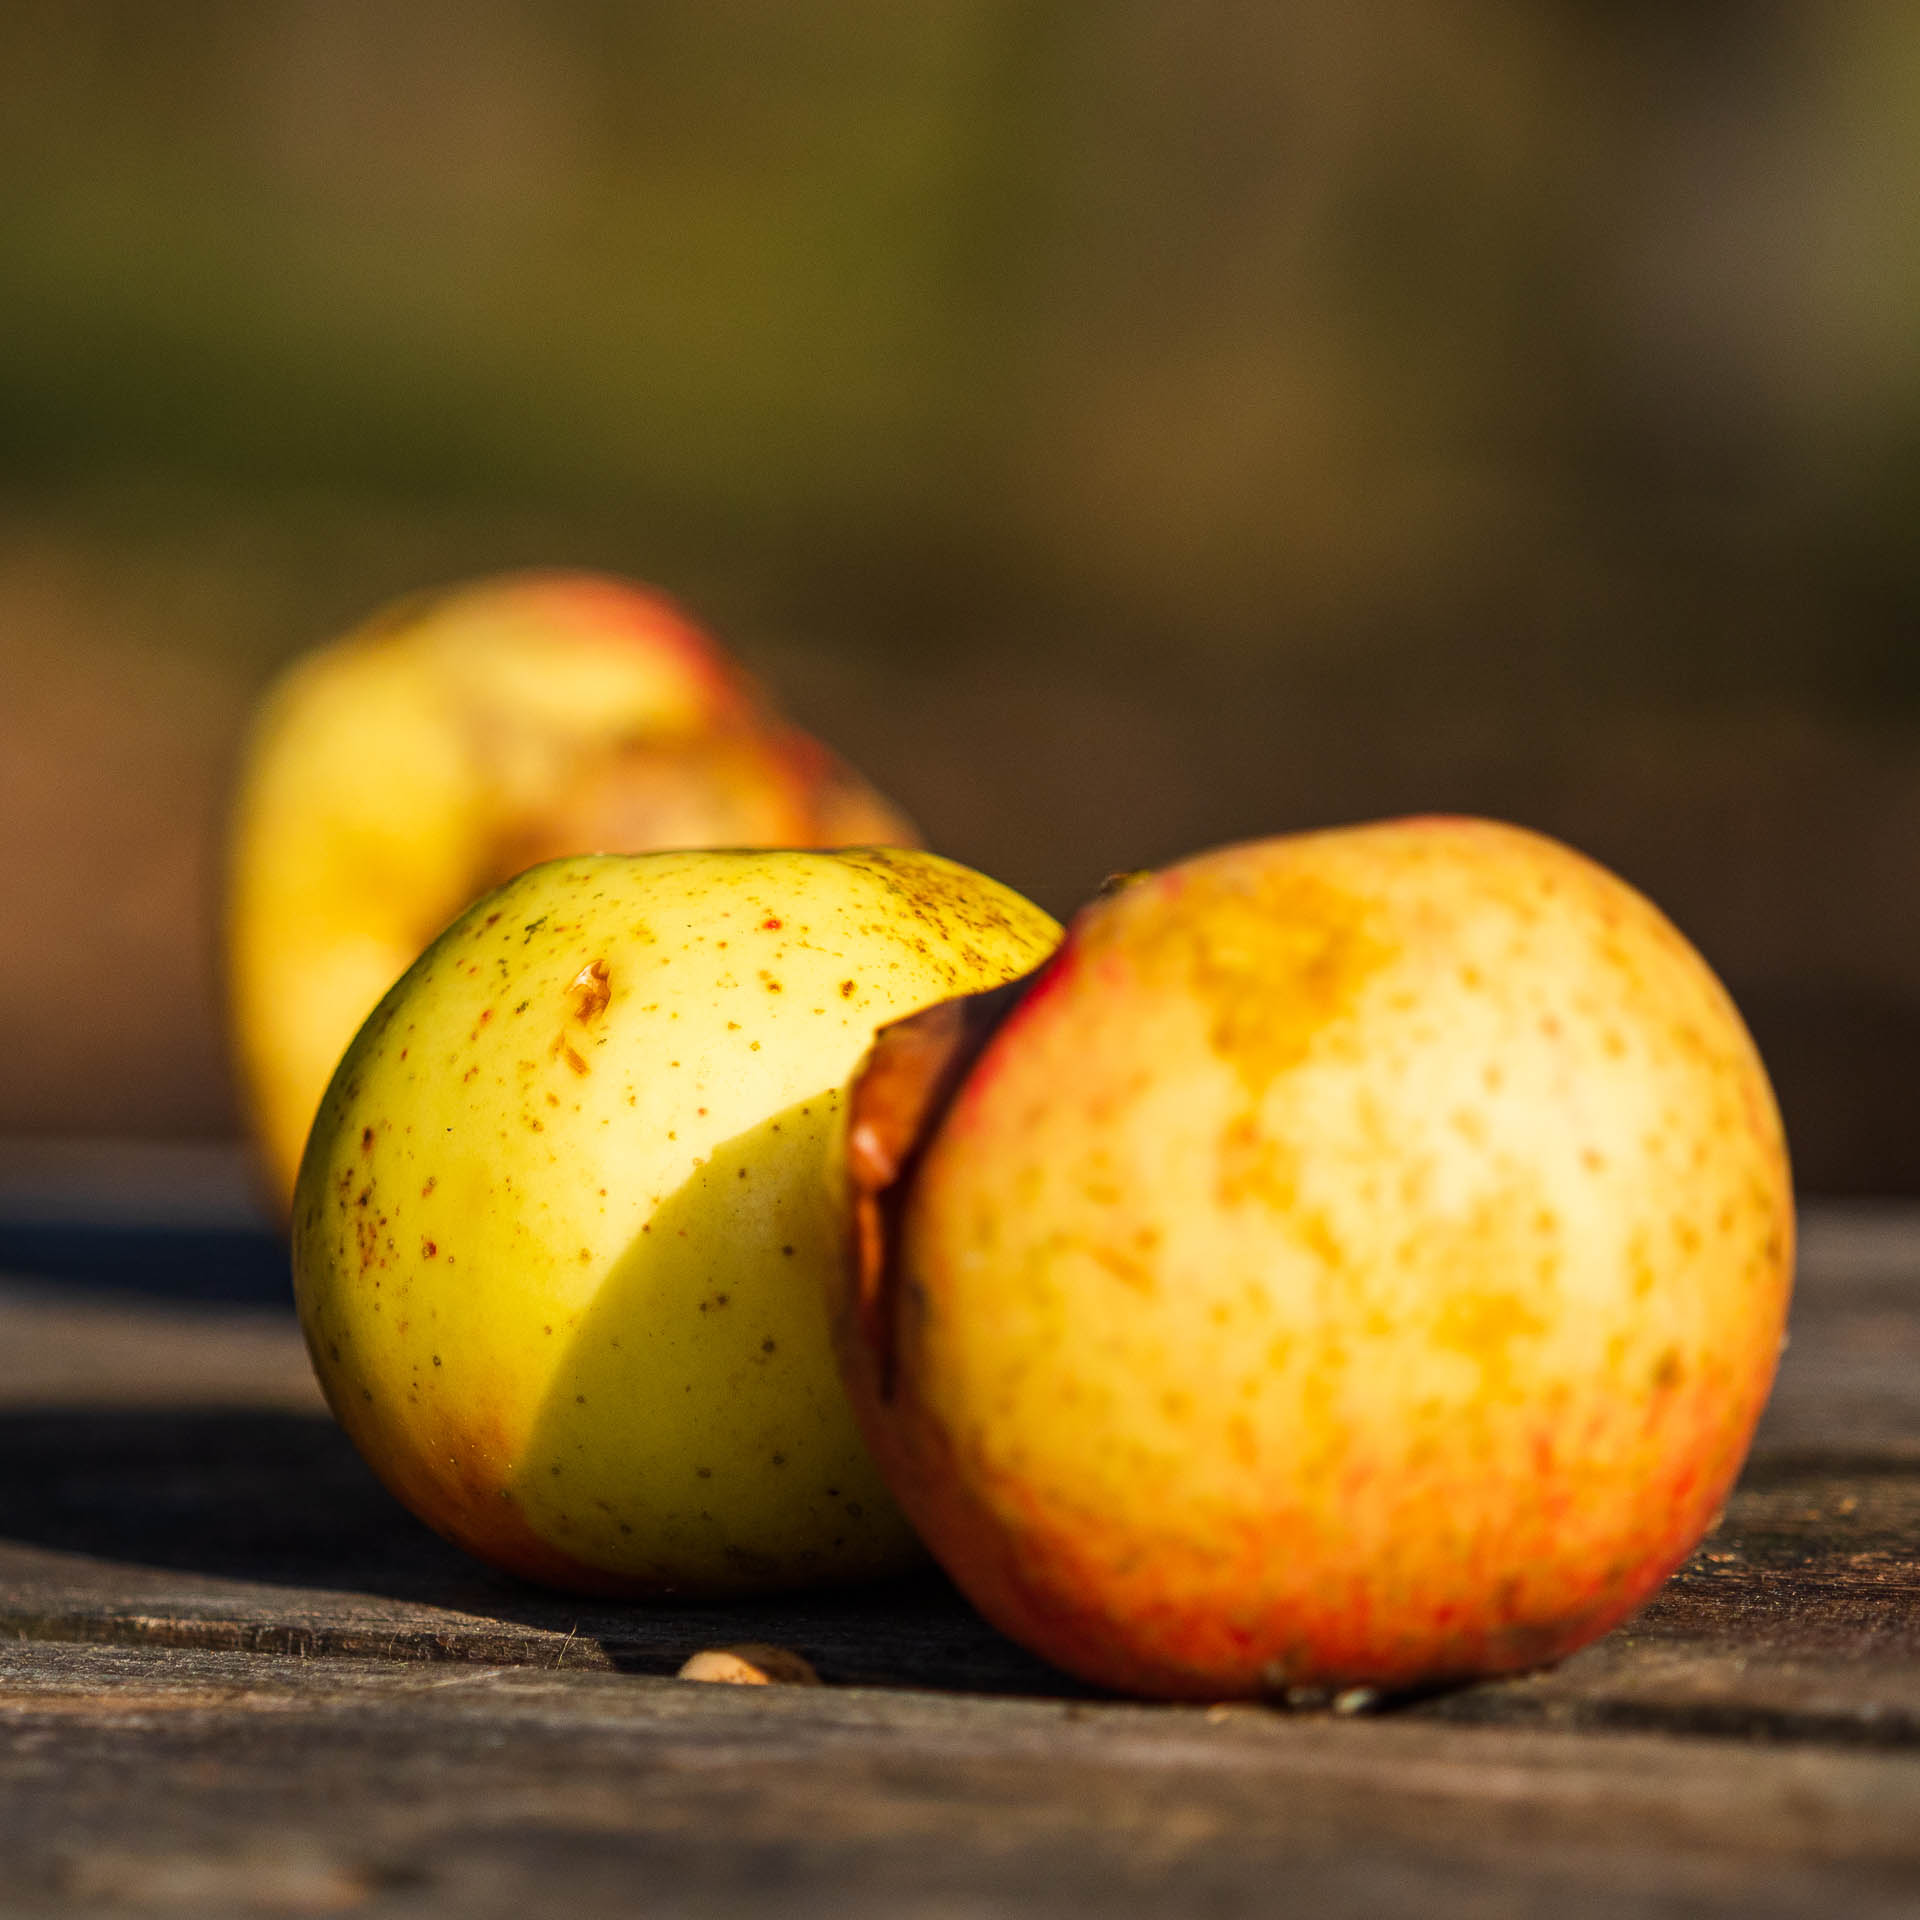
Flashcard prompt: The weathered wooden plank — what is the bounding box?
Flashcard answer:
[2,1195,1920,1912]
[8,1421,1920,1739]
[0,1282,316,1409]
[1751,1207,1920,1459]
[1,1204,1919,1734]
[4,1641,1920,1918]
[0,1139,288,1311]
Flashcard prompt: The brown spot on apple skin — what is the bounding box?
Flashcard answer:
[570,960,612,1022]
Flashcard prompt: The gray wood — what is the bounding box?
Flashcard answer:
[7,1421,1920,1738]
[0,1282,315,1409]
[4,1641,1920,1919]
[4,1209,1919,1722]
[6,1191,1920,1912]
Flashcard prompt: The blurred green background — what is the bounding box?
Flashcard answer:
[3,1,1918,1188]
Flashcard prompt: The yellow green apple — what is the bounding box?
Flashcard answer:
[293,846,1060,1597]
[833,817,1793,1698]
[229,570,915,1206]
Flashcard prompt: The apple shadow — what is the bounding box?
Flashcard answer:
[0,1400,1079,1694]
[0,1097,1083,1695]
[515,1090,917,1596]
[0,1404,470,1589]
[0,1221,292,1308]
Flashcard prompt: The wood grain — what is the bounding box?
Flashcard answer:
[5,1641,1920,1918]
[3,1194,1920,1912]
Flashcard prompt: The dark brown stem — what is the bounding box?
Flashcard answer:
[844,968,1042,1399]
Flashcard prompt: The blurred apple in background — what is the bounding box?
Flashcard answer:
[228,570,916,1206]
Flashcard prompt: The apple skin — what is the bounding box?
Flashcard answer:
[832,817,1793,1698]
[229,570,916,1206]
[293,846,1060,1597]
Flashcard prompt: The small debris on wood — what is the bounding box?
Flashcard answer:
[676,1643,821,1686]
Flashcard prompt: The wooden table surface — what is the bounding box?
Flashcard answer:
[4,1144,1920,1917]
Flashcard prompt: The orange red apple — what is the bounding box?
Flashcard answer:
[834,816,1793,1699]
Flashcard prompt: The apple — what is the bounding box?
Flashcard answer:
[228,570,916,1205]
[833,817,1794,1698]
[293,845,1061,1597]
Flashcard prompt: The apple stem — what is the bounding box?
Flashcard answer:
[845,969,1040,1398]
